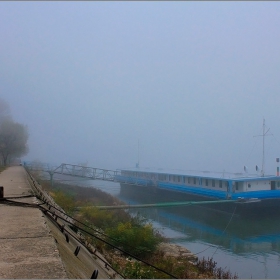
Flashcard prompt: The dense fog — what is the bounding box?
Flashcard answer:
[1,2,280,174]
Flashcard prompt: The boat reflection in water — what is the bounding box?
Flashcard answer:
[118,185,280,278]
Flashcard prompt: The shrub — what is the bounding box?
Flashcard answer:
[52,190,75,215]
[79,206,115,229]
[105,220,162,258]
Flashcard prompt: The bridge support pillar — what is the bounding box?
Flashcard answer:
[48,171,54,186]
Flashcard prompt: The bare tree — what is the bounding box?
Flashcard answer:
[0,119,29,166]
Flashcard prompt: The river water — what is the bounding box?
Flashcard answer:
[52,176,280,278]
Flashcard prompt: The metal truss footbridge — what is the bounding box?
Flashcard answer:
[24,162,120,185]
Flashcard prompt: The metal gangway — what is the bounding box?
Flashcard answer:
[24,162,121,185]
[54,163,119,181]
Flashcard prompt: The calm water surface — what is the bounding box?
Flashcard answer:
[53,176,280,278]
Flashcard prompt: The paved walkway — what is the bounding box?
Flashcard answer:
[0,166,120,279]
[0,166,68,279]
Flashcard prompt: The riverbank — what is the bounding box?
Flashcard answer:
[32,173,238,279]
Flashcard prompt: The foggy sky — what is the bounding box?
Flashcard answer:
[1,2,280,174]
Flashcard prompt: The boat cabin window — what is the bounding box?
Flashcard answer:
[219,181,222,188]
[188,177,190,184]
[212,180,215,187]
[235,182,239,191]
[158,174,167,181]
[193,178,196,185]
[205,179,208,186]
[248,183,251,188]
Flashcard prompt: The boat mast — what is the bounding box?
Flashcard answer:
[138,139,140,168]
[261,118,270,176]
[262,119,265,176]
[136,139,140,168]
